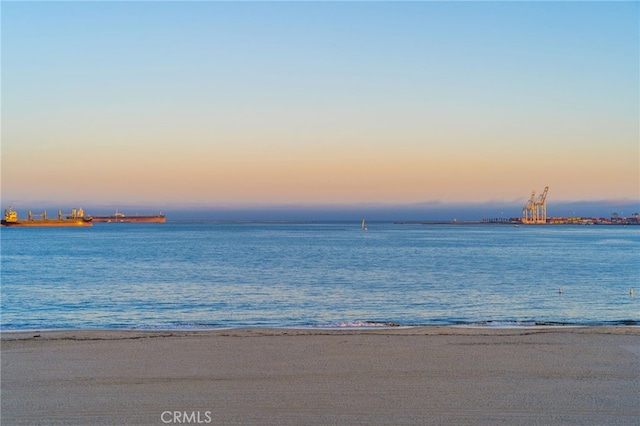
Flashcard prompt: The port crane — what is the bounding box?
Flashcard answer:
[535,186,549,223]
[522,190,536,223]
[522,186,549,224]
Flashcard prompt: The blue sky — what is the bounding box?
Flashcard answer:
[2,1,638,219]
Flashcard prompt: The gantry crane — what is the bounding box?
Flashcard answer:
[522,190,536,223]
[522,186,549,224]
[535,186,549,223]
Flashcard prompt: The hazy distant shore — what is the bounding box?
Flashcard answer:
[2,327,638,425]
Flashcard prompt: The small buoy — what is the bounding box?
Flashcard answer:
[558,287,563,294]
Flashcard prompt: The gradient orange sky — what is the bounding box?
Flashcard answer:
[2,2,638,209]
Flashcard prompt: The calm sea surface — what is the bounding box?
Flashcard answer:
[1,222,638,330]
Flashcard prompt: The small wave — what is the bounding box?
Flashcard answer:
[595,239,636,245]
[133,323,222,330]
[307,320,402,328]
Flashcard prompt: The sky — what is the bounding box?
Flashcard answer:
[2,1,639,219]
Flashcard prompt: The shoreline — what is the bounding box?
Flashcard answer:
[3,327,639,425]
[1,322,638,336]
[2,323,638,337]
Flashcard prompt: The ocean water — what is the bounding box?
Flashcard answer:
[1,222,638,330]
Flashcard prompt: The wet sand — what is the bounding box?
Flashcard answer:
[2,327,639,425]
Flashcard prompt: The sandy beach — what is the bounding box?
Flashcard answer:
[2,327,638,425]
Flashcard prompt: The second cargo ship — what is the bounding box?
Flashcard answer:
[91,211,166,223]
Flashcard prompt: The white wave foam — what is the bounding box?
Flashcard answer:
[309,320,401,328]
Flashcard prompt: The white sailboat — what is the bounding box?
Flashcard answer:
[361,218,368,231]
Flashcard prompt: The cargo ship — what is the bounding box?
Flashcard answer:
[91,211,166,223]
[1,207,93,227]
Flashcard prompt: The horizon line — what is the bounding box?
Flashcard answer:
[4,197,639,210]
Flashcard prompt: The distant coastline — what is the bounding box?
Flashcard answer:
[396,216,640,226]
